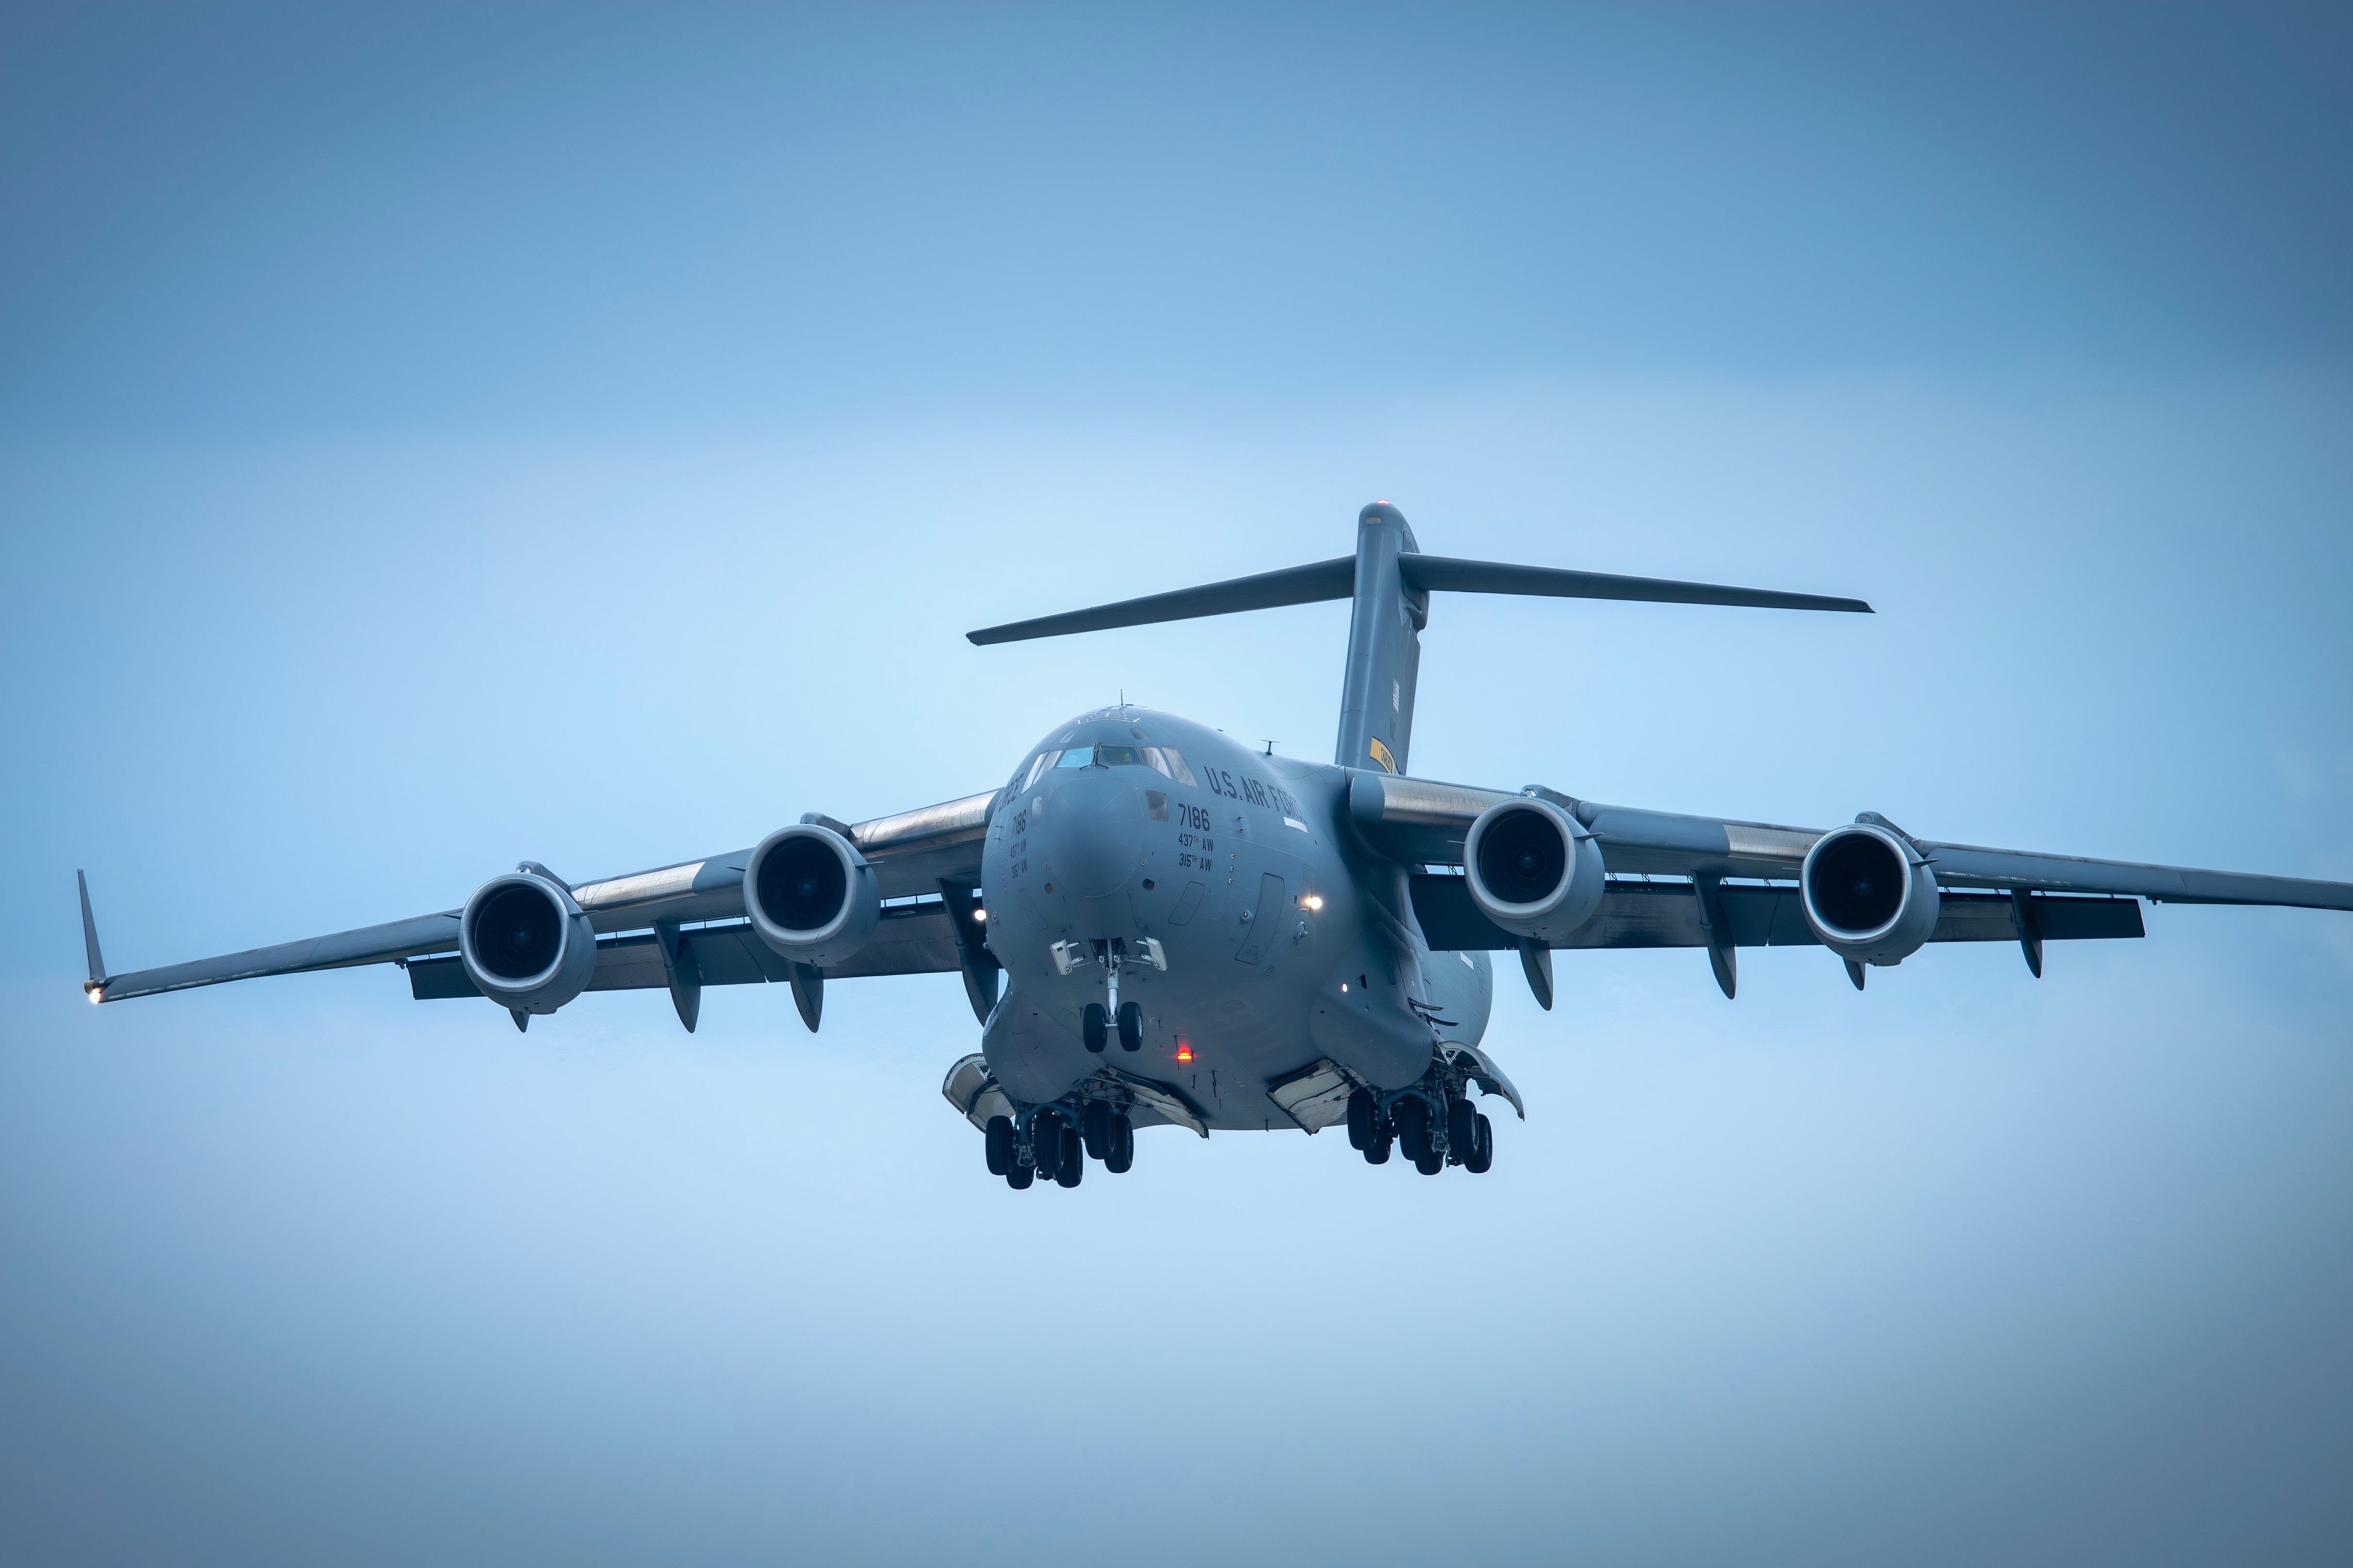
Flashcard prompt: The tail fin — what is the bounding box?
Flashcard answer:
[77,869,108,998]
[1339,503,1424,775]
[966,503,1873,774]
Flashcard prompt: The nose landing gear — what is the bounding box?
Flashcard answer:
[1055,938,1164,1053]
[1081,999,1144,1054]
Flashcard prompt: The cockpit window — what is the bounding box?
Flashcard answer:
[1030,742,1199,784]
[1143,746,1197,786]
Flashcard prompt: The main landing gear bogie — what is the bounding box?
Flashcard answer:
[1345,1086,1495,1176]
[986,1104,1137,1188]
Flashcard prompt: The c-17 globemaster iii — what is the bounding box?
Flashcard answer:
[78,503,2353,1188]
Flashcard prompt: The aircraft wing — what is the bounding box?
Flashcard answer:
[82,789,1001,1009]
[1347,771,2353,907]
[1345,771,2353,982]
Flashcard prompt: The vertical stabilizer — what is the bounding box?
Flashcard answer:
[1334,502,1426,775]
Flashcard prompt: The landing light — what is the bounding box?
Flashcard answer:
[1303,895,1323,911]
[973,908,987,922]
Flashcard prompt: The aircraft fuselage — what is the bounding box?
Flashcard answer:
[980,705,1494,1132]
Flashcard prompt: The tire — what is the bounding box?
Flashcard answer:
[1031,1110,1062,1181]
[1106,1115,1134,1173]
[1006,1162,1034,1189]
[1363,1131,1392,1166]
[1345,1088,1375,1150]
[1447,1097,1478,1161]
[1081,1100,1112,1160]
[985,1114,1014,1176]
[1082,1003,1107,1053]
[1116,1001,1143,1052]
[1466,1113,1494,1174]
[1055,1125,1083,1188]
[1395,1096,1431,1164]
[1415,1144,1444,1176]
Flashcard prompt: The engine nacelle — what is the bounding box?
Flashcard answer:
[459,871,598,1014]
[744,824,880,967]
[1800,821,1940,965]
[1463,796,1606,944]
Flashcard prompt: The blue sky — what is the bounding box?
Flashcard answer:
[4,6,2350,1564]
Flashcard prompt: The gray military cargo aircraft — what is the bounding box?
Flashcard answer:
[78,503,2353,1187]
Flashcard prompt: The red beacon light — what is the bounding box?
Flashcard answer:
[1175,1043,1193,1062]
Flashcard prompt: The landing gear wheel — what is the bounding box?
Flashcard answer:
[1081,1100,1112,1160]
[1055,1125,1084,1188]
[985,1114,1014,1176]
[1105,1115,1134,1173]
[1006,1161,1034,1189]
[1447,1097,1478,1162]
[1082,1003,1108,1053]
[1466,1112,1494,1174]
[1415,1143,1445,1176]
[1116,1001,1143,1052]
[1395,1097,1431,1165]
[1031,1110,1063,1182]
[1363,1131,1392,1166]
[1346,1088,1376,1150]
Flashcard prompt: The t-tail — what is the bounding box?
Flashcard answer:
[966,502,1872,774]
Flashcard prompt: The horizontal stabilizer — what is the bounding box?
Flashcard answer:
[968,548,1867,646]
[1399,555,1872,615]
[968,556,1354,645]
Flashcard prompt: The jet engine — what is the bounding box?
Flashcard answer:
[459,870,599,1014]
[1800,821,1940,965]
[744,824,880,967]
[1463,796,1606,944]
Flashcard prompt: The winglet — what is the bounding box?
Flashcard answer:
[77,869,108,1000]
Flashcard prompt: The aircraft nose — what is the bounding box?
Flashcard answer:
[1041,772,1144,899]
